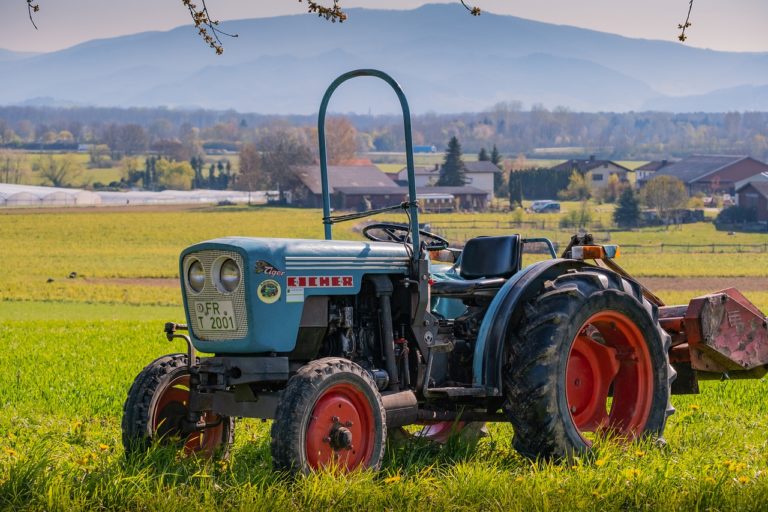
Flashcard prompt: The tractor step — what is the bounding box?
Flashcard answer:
[425,386,487,398]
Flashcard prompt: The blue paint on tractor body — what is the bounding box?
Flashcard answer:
[180,237,410,354]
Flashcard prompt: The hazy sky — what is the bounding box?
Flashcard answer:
[1,0,767,53]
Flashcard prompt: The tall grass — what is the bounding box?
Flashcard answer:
[1,321,768,510]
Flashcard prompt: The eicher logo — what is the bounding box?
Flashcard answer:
[254,260,285,276]
[287,276,353,288]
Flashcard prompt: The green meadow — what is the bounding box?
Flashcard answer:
[1,205,768,510]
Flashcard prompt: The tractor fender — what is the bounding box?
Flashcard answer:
[472,258,585,393]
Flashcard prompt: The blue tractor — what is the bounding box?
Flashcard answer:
[122,70,680,473]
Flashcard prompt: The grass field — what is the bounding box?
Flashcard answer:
[1,205,768,510]
[4,151,237,188]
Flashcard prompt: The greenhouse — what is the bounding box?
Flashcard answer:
[0,184,263,208]
[0,184,102,207]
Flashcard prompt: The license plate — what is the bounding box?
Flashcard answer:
[193,300,237,331]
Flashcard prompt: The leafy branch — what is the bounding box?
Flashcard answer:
[678,0,694,42]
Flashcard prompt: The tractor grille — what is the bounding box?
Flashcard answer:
[182,250,248,341]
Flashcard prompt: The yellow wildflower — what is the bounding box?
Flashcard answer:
[3,447,17,457]
[595,458,607,467]
[634,450,646,458]
[384,475,401,484]
[689,404,700,411]
[98,443,109,452]
[623,468,641,480]
[737,476,750,484]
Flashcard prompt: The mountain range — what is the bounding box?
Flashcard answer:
[1,3,767,114]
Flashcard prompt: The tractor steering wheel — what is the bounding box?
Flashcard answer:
[362,223,449,251]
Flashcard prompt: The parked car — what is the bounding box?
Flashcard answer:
[529,200,561,213]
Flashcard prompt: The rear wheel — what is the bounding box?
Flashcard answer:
[271,358,386,474]
[122,353,234,459]
[504,268,675,459]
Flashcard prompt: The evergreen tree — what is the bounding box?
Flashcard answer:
[478,147,489,161]
[613,187,641,228]
[490,145,502,166]
[490,144,505,197]
[437,136,467,187]
[190,156,204,189]
[208,163,215,188]
[508,170,523,207]
[143,157,151,190]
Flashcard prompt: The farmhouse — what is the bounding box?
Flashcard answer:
[293,164,395,208]
[293,164,490,211]
[736,181,768,222]
[654,155,768,195]
[395,161,502,196]
[635,160,671,186]
[548,156,630,190]
[333,185,489,212]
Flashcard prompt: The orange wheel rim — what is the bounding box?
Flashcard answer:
[151,375,226,456]
[565,311,653,442]
[305,383,375,471]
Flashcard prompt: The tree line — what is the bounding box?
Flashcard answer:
[2,106,768,162]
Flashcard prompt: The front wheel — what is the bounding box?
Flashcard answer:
[121,353,234,459]
[504,268,675,459]
[270,358,386,474]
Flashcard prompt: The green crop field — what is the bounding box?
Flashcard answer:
[2,205,768,510]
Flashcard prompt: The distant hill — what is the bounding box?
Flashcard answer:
[1,4,767,113]
[0,48,39,62]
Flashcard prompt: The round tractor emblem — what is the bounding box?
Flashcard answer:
[257,279,281,304]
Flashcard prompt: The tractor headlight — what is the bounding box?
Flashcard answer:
[187,259,205,293]
[217,258,241,293]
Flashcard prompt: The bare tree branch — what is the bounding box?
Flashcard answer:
[26,0,39,30]
[301,0,348,22]
[181,0,237,55]
[460,1,482,16]
[24,1,700,54]
[678,0,694,42]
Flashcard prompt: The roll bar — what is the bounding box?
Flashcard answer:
[317,69,421,259]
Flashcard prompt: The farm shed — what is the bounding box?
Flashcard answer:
[0,184,102,207]
[333,185,489,212]
[547,156,631,191]
[294,165,396,208]
[736,181,768,222]
[655,155,768,195]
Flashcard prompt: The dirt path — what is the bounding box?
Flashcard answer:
[83,277,178,287]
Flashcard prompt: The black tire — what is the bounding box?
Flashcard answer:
[504,267,675,460]
[271,357,386,474]
[121,353,235,459]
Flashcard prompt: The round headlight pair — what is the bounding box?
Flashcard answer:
[187,257,241,294]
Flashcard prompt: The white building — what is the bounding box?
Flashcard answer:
[395,161,501,196]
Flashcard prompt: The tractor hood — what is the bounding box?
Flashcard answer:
[179,237,410,354]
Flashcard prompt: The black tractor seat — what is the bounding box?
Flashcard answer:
[431,235,522,300]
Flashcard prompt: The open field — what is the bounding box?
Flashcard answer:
[2,151,237,188]
[3,320,768,510]
[1,205,768,510]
